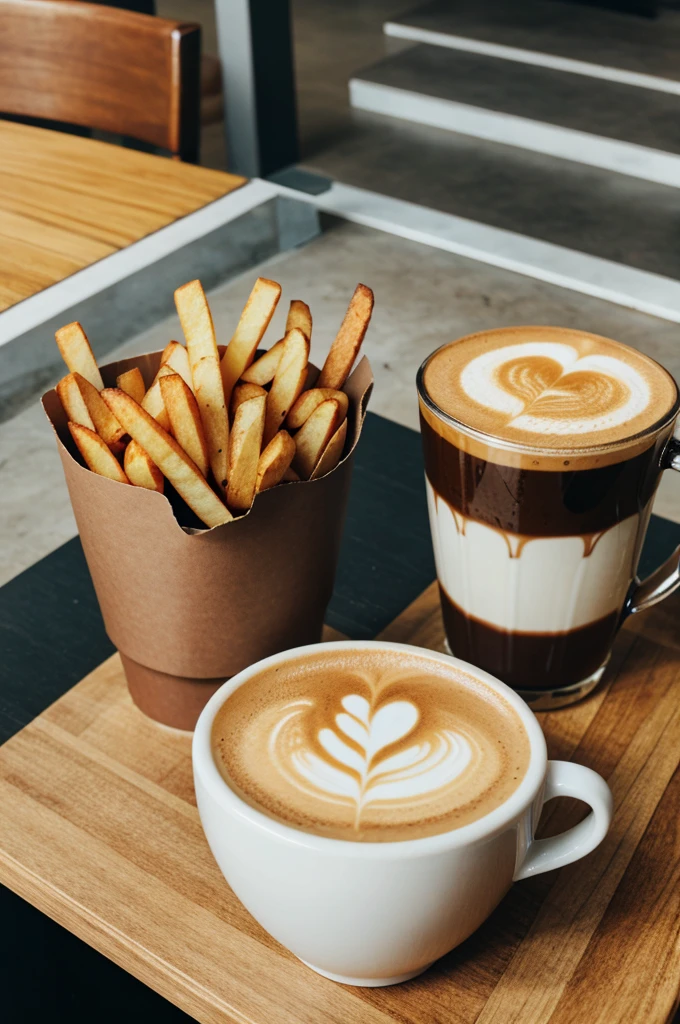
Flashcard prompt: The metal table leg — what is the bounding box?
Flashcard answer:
[214,0,299,177]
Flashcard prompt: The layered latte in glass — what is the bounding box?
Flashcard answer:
[417,326,679,708]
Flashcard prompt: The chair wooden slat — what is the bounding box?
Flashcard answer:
[0,0,201,161]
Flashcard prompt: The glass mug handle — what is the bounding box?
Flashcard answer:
[627,436,680,615]
[514,761,613,881]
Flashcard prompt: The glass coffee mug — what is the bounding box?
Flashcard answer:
[417,326,680,709]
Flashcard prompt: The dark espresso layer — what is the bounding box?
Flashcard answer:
[440,587,619,692]
[420,412,666,536]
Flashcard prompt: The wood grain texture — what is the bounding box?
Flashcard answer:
[0,0,200,160]
[0,593,678,1023]
[0,121,244,312]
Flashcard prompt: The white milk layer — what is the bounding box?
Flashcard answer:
[426,479,648,633]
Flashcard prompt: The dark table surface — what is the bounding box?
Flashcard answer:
[1,411,679,1023]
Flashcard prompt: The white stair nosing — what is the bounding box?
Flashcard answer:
[268,179,680,325]
[384,20,680,98]
[349,77,680,190]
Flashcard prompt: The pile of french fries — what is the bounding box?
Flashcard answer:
[54,278,374,528]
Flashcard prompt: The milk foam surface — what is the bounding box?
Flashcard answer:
[424,328,677,451]
[212,649,531,842]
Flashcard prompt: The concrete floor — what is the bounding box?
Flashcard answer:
[157,0,680,279]
[2,217,679,586]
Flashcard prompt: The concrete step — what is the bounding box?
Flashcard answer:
[304,106,680,283]
[385,0,680,95]
[349,44,680,188]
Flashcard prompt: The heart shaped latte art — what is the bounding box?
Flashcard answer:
[269,693,472,828]
[460,342,650,436]
[495,356,564,406]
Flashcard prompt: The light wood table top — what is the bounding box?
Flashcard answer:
[1,587,680,1023]
[0,120,245,313]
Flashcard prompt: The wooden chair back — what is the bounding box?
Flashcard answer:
[0,0,201,161]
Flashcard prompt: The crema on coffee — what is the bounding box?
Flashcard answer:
[423,326,676,455]
[211,648,531,842]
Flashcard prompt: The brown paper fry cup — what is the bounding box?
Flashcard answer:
[43,350,373,730]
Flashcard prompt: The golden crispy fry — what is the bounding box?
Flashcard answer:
[159,372,209,478]
[286,299,312,339]
[292,398,342,479]
[73,372,126,453]
[116,367,146,405]
[231,381,267,418]
[287,387,348,430]
[69,423,128,483]
[220,277,282,400]
[317,284,373,389]
[55,322,104,390]
[256,430,296,493]
[227,394,266,510]
[161,340,193,391]
[283,466,300,482]
[124,439,164,492]
[101,389,232,527]
[240,339,285,386]
[310,418,348,480]
[241,301,311,388]
[263,328,309,446]
[57,373,95,430]
[141,363,175,432]
[174,279,230,491]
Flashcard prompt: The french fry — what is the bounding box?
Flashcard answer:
[263,328,309,446]
[317,284,373,389]
[161,340,193,391]
[141,363,175,432]
[255,430,296,493]
[73,372,126,453]
[240,339,285,386]
[69,423,129,483]
[286,299,312,339]
[116,367,145,405]
[159,372,209,478]
[55,322,104,390]
[56,373,95,430]
[227,394,266,510]
[287,387,348,430]
[174,279,230,491]
[220,277,282,400]
[292,398,342,479]
[283,466,300,482]
[101,389,232,528]
[124,439,164,492]
[310,419,348,480]
[240,301,312,387]
[230,381,267,418]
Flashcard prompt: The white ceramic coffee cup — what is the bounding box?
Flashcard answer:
[192,641,613,987]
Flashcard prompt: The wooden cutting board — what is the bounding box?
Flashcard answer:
[0,121,245,312]
[1,588,679,1024]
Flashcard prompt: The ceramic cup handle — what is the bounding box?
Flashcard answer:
[626,436,680,616]
[514,761,613,881]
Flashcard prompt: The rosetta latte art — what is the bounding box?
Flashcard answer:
[460,342,650,436]
[211,648,532,841]
[271,694,472,828]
